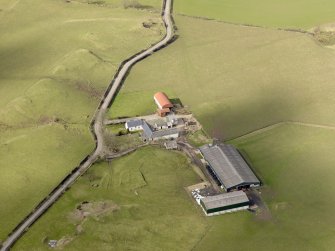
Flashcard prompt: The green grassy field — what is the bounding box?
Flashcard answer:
[110,15,335,139]
[0,0,164,240]
[13,125,335,250]
[0,124,93,240]
[193,124,335,250]
[13,147,208,251]
[174,0,335,29]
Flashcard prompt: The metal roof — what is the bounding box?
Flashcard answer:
[142,121,154,138]
[152,128,179,138]
[201,191,249,210]
[142,121,178,139]
[147,119,168,127]
[125,119,143,128]
[199,143,260,190]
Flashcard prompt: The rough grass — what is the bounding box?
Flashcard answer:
[110,15,335,139]
[174,0,335,29]
[193,124,335,251]
[0,124,93,240]
[13,125,335,251]
[0,0,163,240]
[13,147,208,251]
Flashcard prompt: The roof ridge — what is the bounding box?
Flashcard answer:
[215,144,244,183]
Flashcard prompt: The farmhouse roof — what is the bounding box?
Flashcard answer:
[154,92,173,109]
[199,143,260,190]
[125,119,143,128]
[142,121,178,139]
[200,191,249,210]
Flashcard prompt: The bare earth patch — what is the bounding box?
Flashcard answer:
[311,23,335,47]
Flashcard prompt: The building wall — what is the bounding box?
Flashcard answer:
[154,96,163,109]
[200,200,249,215]
[204,205,249,216]
[128,125,143,132]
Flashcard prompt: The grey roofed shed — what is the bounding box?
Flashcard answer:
[142,121,178,140]
[151,128,178,139]
[200,191,249,213]
[142,121,154,138]
[199,143,260,191]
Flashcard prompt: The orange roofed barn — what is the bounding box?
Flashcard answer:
[154,92,173,117]
[154,92,173,109]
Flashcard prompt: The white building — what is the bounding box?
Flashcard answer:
[125,119,143,132]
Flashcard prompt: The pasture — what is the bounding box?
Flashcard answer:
[0,0,163,240]
[0,124,93,240]
[174,0,335,29]
[194,124,335,250]
[13,125,335,250]
[13,147,208,251]
[110,15,335,139]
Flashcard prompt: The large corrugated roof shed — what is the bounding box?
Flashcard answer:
[199,143,260,190]
[201,191,249,210]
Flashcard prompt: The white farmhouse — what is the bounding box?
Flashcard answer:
[125,119,143,132]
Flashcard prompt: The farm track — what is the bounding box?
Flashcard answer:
[0,0,174,250]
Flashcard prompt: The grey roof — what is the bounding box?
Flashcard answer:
[142,121,154,138]
[199,143,260,190]
[164,140,178,149]
[142,121,178,139]
[125,119,143,128]
[147,119,168,127]
[201,191,249,210]
[152,128,178,139]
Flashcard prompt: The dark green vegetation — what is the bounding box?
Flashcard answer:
[194,124,335,250]
[111,15,335,140]
[174,0,335,29]
[13,147,207,251]
[0,0,163,240]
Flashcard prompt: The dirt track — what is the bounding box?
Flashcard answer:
[0,0,174,250]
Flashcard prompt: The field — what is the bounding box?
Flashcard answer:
[3,0,335,250]
[174,0,335,29]
[110,15,335,140]
[13,147,208,251]
[194,124,335,250]
[13,125,335,250]
[0,0,164,241]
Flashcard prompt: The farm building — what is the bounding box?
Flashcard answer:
[142,121,179,141]
[164,140,178,150]
[200,191,250,216]
[154,92,173,117]
[154,92,173,109]
[125,119,143,132]
[157,108,170,117]
[199,143,260,191]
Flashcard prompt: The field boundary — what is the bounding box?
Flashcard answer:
[0,0,176,250]
[177,13,314,36]
[228,121,335,142]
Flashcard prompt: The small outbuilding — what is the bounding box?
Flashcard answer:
[164,140,178,150]
[200,191,249,216]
